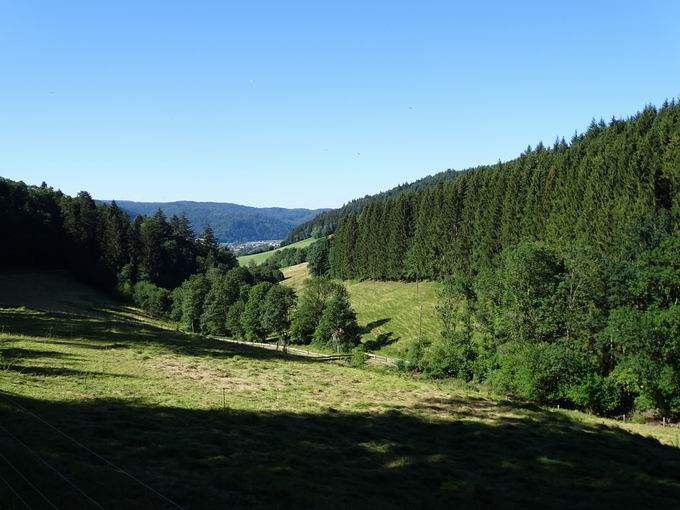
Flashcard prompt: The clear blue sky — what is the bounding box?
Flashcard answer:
[1,1,679,209]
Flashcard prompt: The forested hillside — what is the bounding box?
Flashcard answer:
[0,179,238,289]
[326,102,680,418]
[330,103,679,280]
[107,200,327,243]
[282,169,462,244]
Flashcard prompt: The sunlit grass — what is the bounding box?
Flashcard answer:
[282,264,440,356]
[237,237,317,266]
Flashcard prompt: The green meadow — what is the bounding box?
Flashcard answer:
[282,263,440,357]
[1,271,679,509]
[237,237,318,266]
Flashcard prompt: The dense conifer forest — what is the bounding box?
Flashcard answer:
[281,169,463,244]
[325,102,680,417]
[0,180,237,289]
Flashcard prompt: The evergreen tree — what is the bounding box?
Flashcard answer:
[313,291,359,352]
[307,237,331,277]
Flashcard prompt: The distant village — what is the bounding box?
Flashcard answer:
[226,239,282,256]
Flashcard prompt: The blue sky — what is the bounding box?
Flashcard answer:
[1,1,679,208]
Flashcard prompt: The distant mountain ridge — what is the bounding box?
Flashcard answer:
[103,200,329,243]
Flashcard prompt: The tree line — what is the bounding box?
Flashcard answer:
[0,177,356,351]
[329,101,679,419]
[164,268,358,353]
[0,178,241,290]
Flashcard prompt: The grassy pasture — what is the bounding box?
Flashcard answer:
[1,271,680,509]
[279,262,310,293]
[281,264,440,356]
[237,237,317,266]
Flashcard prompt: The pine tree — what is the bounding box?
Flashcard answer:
[313,290,359,352]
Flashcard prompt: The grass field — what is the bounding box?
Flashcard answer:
[1,271,680,509]
[282,264,440,357]
[280,262,310,293]
[237,237,318,266]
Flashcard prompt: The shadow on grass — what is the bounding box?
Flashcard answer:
[0,308,338,365]
[0,392,679,510]
[363,332,400,351]
[1,364,136,378]
[0,347,78,360]
[359,318,391,335]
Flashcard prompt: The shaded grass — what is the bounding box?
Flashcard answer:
[237,237,317,266]
[0,269,118,316]
[1,272,680,508]
[2,392,680,510]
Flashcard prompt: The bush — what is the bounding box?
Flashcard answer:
[488,341,581,404]
[350,345,367,368]
[132,281,170,316]
[422,332,474,381]
[401,337,428,372]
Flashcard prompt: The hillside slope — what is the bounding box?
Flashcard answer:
[282,263,442,357]
[1,271,680,508]
[238,237,317,266]
[107,200,328,243]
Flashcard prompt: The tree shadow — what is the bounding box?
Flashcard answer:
[0,308,344,365]
[363,332,400,351]
[359,318,391,335]
[1,393,679,509]
[1,364,136,378]
[0,347,79,361]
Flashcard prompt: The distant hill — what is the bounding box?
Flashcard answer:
[103,200,329,243]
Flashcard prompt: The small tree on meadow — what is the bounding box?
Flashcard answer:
[290,278,346,344]
[313,292,359,352]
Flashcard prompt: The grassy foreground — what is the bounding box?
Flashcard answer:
[237,237,317,266]
[282,264,440,356]
[1,271,680,509]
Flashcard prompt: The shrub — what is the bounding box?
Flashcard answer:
[350,345,367,368]
[132,281,170,317]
